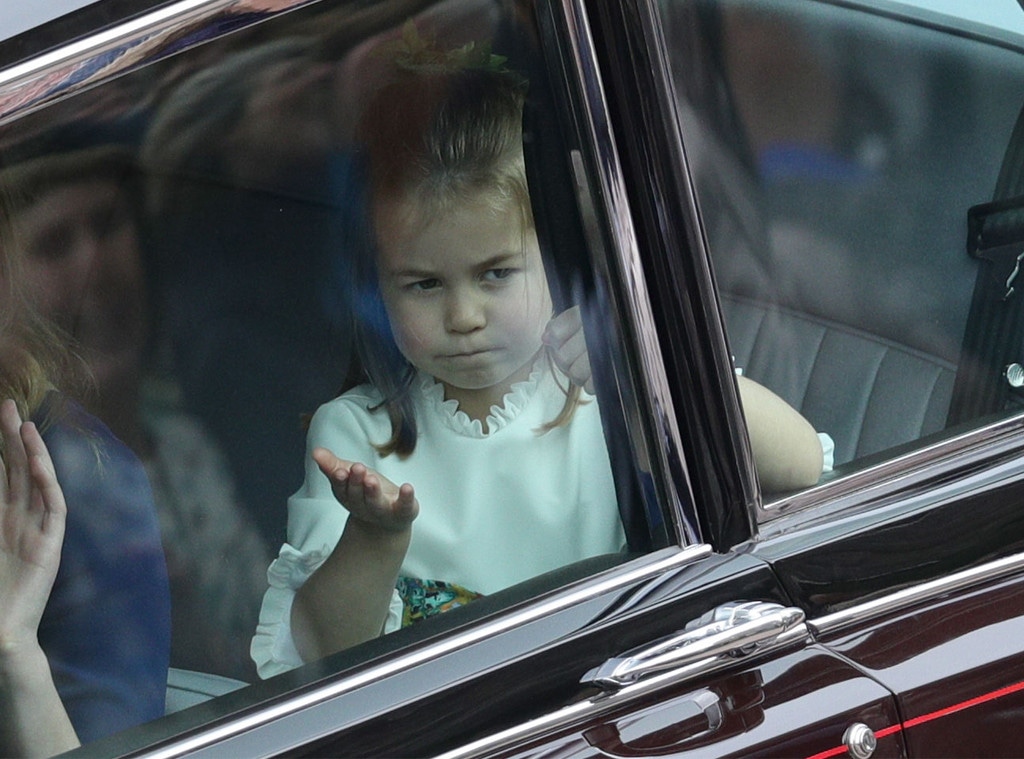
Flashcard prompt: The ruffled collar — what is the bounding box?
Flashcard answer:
[416,362,545,438]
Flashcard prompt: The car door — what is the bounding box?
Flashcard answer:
[593,0,1024,756]
[0,0,906,757]
[443,0,1024,755]
[5,0,1021,757]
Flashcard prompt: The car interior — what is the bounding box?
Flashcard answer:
[0,0,672,718]
[5,0,1024,745]
[666,0,1024,474]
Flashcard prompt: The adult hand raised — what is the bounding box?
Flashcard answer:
[0,399,67,652]
[0,398,79,757]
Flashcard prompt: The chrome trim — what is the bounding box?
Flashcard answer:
[631,0,764,513]
[0,0,316,125]
[809,551,1024,637]
[764,413,1024,519]
[551,0,696,545]
[436,622,809,759]
[583,601,804,689]
[843,722,878,759]
[439,550,1024,758]
[139,545,711,758]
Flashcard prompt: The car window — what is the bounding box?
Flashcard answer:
[657,0,1024,505]
[882,0,1024,36]
[0,0,673,752]
[1,1,102,40]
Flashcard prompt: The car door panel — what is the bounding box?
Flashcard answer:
[741,442,1024,757]
[289,551,801,758]
[815,570,1024,758]
[759,456,1024,619]
[738,449,1024,758]
[475,647,903,758]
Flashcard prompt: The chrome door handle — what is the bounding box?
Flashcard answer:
[583,688,723,756]
[583,601,806,689]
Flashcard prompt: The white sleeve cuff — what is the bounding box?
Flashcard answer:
[251,542,331,679]
[383,590,403,635]
[251,544,410,678]
[818,432,835,473]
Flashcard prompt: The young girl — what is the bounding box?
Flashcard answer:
[251,52,825,678]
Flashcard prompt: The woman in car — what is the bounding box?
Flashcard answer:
[0,184,171,751]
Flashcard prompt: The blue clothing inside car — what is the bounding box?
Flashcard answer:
[37,398,171,743]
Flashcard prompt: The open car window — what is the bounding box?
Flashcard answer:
[0,0,677,753]
[657,0,1024,511]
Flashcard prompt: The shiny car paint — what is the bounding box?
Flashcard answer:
[1,0,1022,756]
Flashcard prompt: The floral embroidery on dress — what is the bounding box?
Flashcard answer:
[396,576,484,627]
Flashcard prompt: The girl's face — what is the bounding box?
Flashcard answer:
[376,194,552,418]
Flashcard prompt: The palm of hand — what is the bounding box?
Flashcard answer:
[312,448,419,533]
[0,400,65,650]
[0,504,62,647]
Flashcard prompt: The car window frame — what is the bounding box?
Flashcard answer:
[583,0,762,551]
[0,0,698,547]
[604,0,1024,539]
[530,0,700,548]
[0,0,713,755]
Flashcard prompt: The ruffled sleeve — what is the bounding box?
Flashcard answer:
[818,432,835,473]
[251,542,330,678]
[252,549,404,678]
[251,392,407,678]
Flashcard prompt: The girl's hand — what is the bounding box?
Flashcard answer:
[543,306,594,393]
[0,400,67,652]
[312,448,418,533]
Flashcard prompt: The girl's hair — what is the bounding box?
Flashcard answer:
[0,181,81,439]
[350,58,581,457]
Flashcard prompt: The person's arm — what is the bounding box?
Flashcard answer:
[545,307,823,491]
[38,403,170,742]
[737,375,823,492]
[0,400,79,758]
[291,452,418,659]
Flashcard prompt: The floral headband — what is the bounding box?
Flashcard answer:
[385,20,510,75]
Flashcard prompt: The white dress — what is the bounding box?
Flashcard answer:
[251,363,626,678]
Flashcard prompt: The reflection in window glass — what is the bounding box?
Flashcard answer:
[659,0,1024,483]
[0,0,666,752]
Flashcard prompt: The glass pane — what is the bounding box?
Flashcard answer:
[658,0,1024,492]
[0,0,668,753]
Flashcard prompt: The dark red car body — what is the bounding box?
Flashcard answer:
[2,1,1023,757]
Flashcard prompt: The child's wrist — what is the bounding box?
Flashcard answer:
[347,516,412,543]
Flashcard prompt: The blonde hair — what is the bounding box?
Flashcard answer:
[0,179,82,438]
